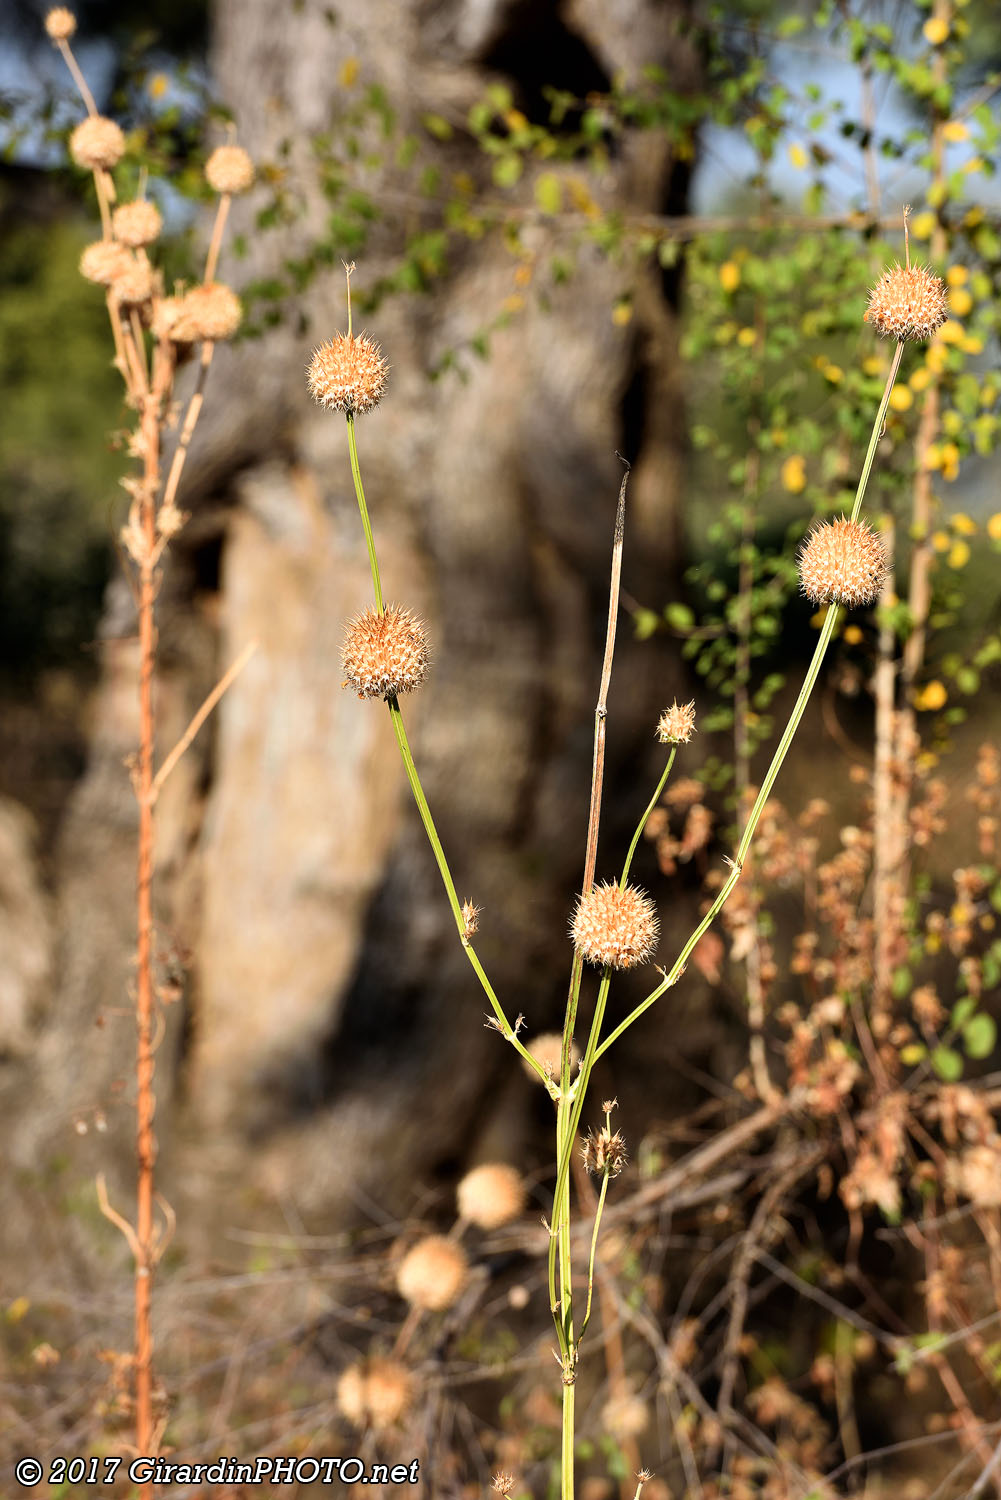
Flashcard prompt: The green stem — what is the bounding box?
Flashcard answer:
[346,414,384,613]
[561,1377,575,1500]
[579,1164,611,1342]
[620,747,676,888]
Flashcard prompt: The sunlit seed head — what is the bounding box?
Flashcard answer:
[582,1125,628,1177]
[307,332,389,415]
[798,517,889,609]
[171,283,242,343]
[864,263,948,342]
[571,881,659,970]
[396,1235,468,1311]
[656,699,697,744]
[457,1164,526,1230]
[44,7,76,40]
[521,1032,579,1086]
[79,239,134,287]
[112,199,162,248]
[109,255,156,306]
[205,144,255,196]
[342,605,430,699]
[69,115,126,171]
[336,1357,413,1430]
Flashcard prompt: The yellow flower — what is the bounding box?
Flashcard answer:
[862,356,884,376]
[737,326,757,347]
[781,455,807,494]
[962,156,985,174]
[823,363,844,384]
[952,512,976,535]
[926,343,948,373]
[946,265,969,287]
[987,513,1001,542]
[914,680,947,711]
[923,16,949,44]
[949,287,973,316]
[931,530,950,552]
[924,444,943,471]
[910,211,937,240]
[788,142,808,169]
[942,119,970,143]
[719,261,740,293]
[338,55,360,87]
[938,320,964,344]
[889,386,913,412]
[148,72,169,99]
[961,335,984,354]
[948,539,970,568]
[910,367,932,392]
[843,625,863,645]
[942,410,963,436]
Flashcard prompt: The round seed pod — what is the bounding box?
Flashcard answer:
[864,263,947,342]
[110,255,156,307]
[171,283,242,342]
[205,143,255,195]
[70,115,125,171]
[342,605,430,699]
[307,333,389,415]
[457,1164,526,1230]
[79,239,134,287]
[112,199,162,248]
[336,1356,413,1430]
[396,1235,468,1311]
[798,517,888,609]
[45,7,77,40]
[572,881,659,970]
[521,1032,580,1085]
[656,699,697,744]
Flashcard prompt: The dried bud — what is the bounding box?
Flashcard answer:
[571,881,659,969]
[44,7,76,40]
[112,199,162,248]
[336,1356,413,1430]
[396,1235,468,1311]
[307,333,389,416]
[461,899,480,939]
[457,1164,526,1229]
[70,115,125,171]
[657,699,697,744]
[864,263,947,342]
[798,517,889,609]
[152,295,186,343]
[582,1125,628,1177]
[110,255,156,307]
[205,144,255,195]
[79,239,134,287]
[342,605,430,699]
[171,282,242,343]
[522,1032,579,1086]
[492,1476,516,1498]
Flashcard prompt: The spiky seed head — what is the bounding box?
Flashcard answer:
[798,517,889,609]
[657,699,697,744]
[152,295,185,343]
[336,1356,413,1429]
[342,605,430,699]
[112,199,162,247]
[109,254,156,306]
[171,283,242,343]
[457,1164,526,1229]
[571,881,659,969]
[205,143,255,195]
[70,115,125,171]
[864,263,947,342]
[45,7,76,40]
[582,1125,628,1177]
[307,333,389,415]
[492,1475,517,1498]
[396,1235,469,1311]
[461,899,480,939]
[522,1032,580,1085]
[79,239,134,287]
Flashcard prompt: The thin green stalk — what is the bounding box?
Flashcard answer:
[620,747,676,889]
[561,1377,575,1500]
[346,414,384,613]
[579,1160,612,1342]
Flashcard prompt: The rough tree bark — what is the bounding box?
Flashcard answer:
[8,0,708,1260]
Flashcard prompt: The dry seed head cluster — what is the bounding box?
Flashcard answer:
[572,881,659,969]
[342,605,430,699]
[170,283,242,343]
[45,7,77,40]
[112,199,162,248]
[864,263,947,342]
[307,333,389,416]
[798,517,889,609]
[336,1356,413,1430]
[582,1125,628,1177]
[110,256,156,307]
[205,144,255,196]
[70,115,125,171]
[79,240,134,287]
[456,1164,526,1229]
[396,1235,468,1311]
[657,699,697,744]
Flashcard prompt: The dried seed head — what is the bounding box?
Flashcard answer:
[864,263,947,342]
[70,115,125,171]
[492,1476,517,1498]
[396,1235,469,1311]
[582,1125,628,1177]
[336,1356,413,1430]
[522,1032,580,1086]
[602,1393,650,1440]
[171,283,242,342]
[307,333,389,415]
[571,881,659,969]
[342,605,430,699]
[457,1164,526,1229]
[79,239,134,287]
[110,254,156,306]
[45,7,76,40]
[461,899,481,939]
[205,143,255,195]
[657,699,697,744]
[798,517,889,609]
[112,199,162,248]
[152,295,186,343]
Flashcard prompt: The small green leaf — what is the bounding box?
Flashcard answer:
[665,601,695,632]
[962,1014,996,1061]
[534,172,562,214]
[492,154,522,188]
[930,1045,963,1082]
[951,995,977,1030]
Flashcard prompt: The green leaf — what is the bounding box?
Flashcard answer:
[930,1046,963,1082]
[534,172,562,215]
[422,113,453,141]
[633,608,660,641]
[492,154,522,188]
[962,1014,996,1061]
[951,995,977,1030]
[665,601,695,632]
